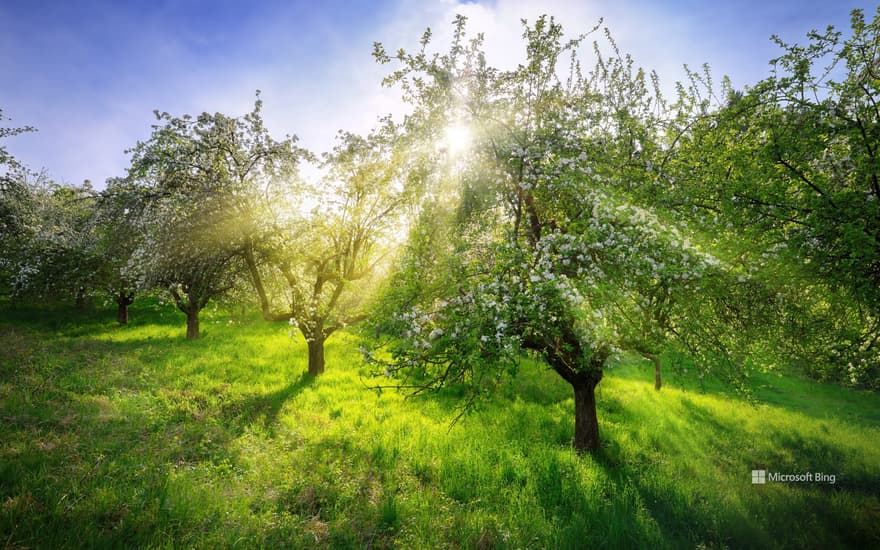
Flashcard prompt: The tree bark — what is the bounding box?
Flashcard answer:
[117,301,129,324]
[640,352,662,390]
[186,309,200,340]
[653,354,662,391]
[524,330,605,454]
[572,377,601,453]
[243,241,271,320]
[307,337,325,376]
[116,291,134,324]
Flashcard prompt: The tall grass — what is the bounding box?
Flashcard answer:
[1,299,878,548]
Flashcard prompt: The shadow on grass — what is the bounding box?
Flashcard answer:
[4,300,878,548]
[220,374,315,434]
[584,386,879,549]
[0,307,310,547]
[608,356,880,431]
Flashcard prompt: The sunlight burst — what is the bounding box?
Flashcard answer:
[443,122,472,156]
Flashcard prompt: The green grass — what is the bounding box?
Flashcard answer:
[1,299,878,548]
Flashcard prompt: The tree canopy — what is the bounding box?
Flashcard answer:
[1,8,878,456]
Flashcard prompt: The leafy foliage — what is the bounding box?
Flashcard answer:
[669,7,880,388]
[124,95,308,337]
[368,16,759,451]
[1,176,102,305]
[278,125,410,374]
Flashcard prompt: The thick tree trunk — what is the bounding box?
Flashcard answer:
[307,337,325,376]
[116,290,134,324]
[527,329,605,454]
[117,301,129,324]
[186,310,200,340]
[243,242,271,320]
[572,377,601,453]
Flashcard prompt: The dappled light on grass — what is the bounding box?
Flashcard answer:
[2,6,879,548]
[0,300,878,547]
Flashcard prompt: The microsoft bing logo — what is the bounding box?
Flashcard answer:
[749,469,836,484]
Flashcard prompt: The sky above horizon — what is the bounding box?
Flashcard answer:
[1,0,876,188]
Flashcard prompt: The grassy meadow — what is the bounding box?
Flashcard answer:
[1,299,878,548]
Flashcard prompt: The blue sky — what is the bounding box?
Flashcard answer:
[1,0,876,188]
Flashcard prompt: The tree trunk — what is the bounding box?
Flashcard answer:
[117,301,129,324]
[572,377,601,453]
[243,242,271,320]
[307,337,325,376]
[653,354,662,391]
[186,310,200,340]
[528,329,605,454]
[640,352,662,391]
[116,290,134,324]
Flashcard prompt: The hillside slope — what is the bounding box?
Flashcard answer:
[1,301,878,548]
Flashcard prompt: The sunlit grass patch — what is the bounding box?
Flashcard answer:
[1,300,878,548]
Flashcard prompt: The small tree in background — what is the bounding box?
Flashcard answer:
[134,197,241,339]
[94,177,152,324]
[0,109,37,296]
[2,178,103,308]
[125,102,292,338]
[279,126,408,375]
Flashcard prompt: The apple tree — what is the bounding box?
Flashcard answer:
[368,16,737,452]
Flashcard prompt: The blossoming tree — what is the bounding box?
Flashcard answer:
[370,16,736,452]
[125,96,309,337]
[278,125,409,375]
